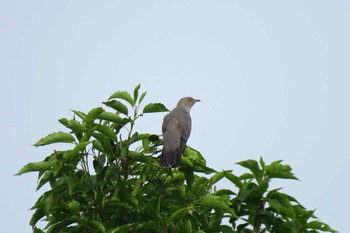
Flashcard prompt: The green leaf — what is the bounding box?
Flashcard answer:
[133,84,141,102]
[87,220,105,233]
[307,221,337,232]
[267,190,294,218]
[181,156,193,167]
[178,220,191,232]
[33,132,75,147]
[93,134,113,154]
[92,140,104,152]
[235,184,257,203]
[220,225,235,233]
[142,137,151,149]
[108,91,135,106]
[183,146,206,167]
[192,177,209,195]
[138,91,147,104]
[237,223,249,231]
[267,171,298,180]
[143,103,169,113]
[239,173,255,180]
[137,133,160,143]
[259,157,265,169]
[71,109,86,120]
[215,189,235,196]
[41,192,53,215]
[237,159,263,182]
[63,141,90,160]
[84,107,104,128]
[68,119,84,132]
[16,162,52,175]
[58,118,69,127]
[224,171,242,188]
[59,118,84,131]
[210,171,225,185]
[267,198,282,212]
[97,112,124,124]
[110,224,133,233]
[103,100,128,115]
[29,208,45,227]
[137,221,158,231]
[46,220,72,233]
[128,132,139,145]
[64,175,78,195]
[33,227,45,233]
[68,200,80,215]
[199,195,236,216]
[280,206,296,220]
[266,160,299,180]
[257,180,269,195]
[80,128,94,142]
[36,171,53,190]
[184,170,194,187]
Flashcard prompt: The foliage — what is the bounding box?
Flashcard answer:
[17,85,336,233]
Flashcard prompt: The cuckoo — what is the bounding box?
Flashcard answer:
[160,97,200,168]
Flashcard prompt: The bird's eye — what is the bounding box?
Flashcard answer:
[187,98,192,102]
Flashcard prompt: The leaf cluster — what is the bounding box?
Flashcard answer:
[17,85,336,233]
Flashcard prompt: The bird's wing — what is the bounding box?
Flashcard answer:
[162,112,181,151]
[160,112,182,167]
[162,113,171,134]
[179,112,191,153]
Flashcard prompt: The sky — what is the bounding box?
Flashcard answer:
[1,0,349,232]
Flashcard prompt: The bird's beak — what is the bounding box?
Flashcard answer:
[195,99,201,102]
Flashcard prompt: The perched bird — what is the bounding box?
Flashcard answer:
[160,97,200,168]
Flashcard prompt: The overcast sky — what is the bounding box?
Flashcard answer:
[1,1,349,232]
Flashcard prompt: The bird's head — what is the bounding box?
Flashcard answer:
[177,97,200,111]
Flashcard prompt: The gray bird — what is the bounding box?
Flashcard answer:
[160,97,200,168]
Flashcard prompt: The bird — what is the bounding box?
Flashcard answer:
[160,97,200,168]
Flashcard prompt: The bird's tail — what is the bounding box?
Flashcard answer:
[159,149,181,168]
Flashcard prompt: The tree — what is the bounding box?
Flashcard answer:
[17,85,336,233]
